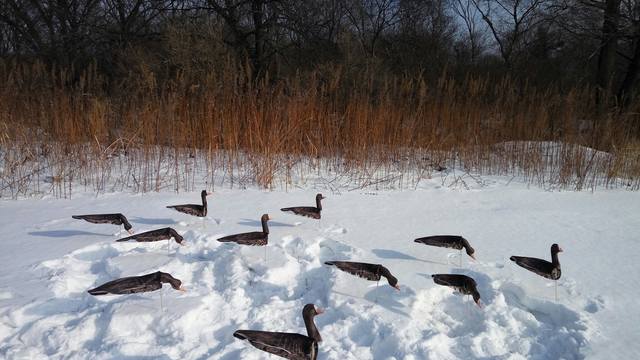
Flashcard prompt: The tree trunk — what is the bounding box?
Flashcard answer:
[596,0,621,109]
[251,0,265,79]
[617,28,640,108]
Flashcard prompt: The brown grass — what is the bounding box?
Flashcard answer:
[0,61,639,198]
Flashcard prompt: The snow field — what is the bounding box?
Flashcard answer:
[0,185,638,359]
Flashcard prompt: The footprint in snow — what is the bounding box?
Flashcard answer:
[584,296,605,313]
[324,225,348,234]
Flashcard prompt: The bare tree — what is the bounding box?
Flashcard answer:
[451,0,486,61]
[341,0,401,57]
[471,0,552,67]
[197,0,283,78]
[100,0,168,49]
[0,0,102,65]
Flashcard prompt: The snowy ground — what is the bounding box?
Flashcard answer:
[0,178,639,359]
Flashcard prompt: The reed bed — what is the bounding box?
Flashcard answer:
[0,62,638,198]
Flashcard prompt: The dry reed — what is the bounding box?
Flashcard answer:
[0,61,638,198]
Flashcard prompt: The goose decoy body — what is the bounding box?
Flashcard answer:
[233,304,323,360]
[432,274,482,307]
[281,194,325,219]
[88,271,185,295]
[510,244,562,280]
[414,235,476,260]
[72,213,133,234]
[217,214,270,246]
[166,190,212,217]
[324,261,400,290]
[116,227,184,245]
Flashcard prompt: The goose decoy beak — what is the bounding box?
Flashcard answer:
[206,192,213,196]
[179,241,186,246]
[476,300,483,309]
[315,307,325,315]
[393,284,400,291]
[127,229,134,235]
[558,247,564,252]
[469,253,476,260]
[178,286,187,292]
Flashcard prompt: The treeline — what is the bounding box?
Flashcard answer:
[0,0,639,107]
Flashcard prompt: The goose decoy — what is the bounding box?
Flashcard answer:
[233,304,323,359]
[324,261,400,290]
[510,244,562,280]
[88,271,186,295]
[510,244,563,300]
[414,235,476,264]
[72,213,133,234]
[217,214,270,246]
[166,190,212,217]
[116,227,184,245]
[432,274,482,308]
[281,193,325,219]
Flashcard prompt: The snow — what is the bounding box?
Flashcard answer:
[0,179,639,359]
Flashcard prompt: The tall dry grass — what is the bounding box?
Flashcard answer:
[0,61,638,198]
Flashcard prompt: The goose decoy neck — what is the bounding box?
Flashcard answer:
[159,272,182,290]
[380,266,399,290]
[302,304,323,342]
[461,237,475,258]
[120,214,133,231]
[471,288,481,305]
[315,194,324,210]
[551,243,562,266]
[169,228,184,244]
[201,190,209,205]
[261,214,270,234]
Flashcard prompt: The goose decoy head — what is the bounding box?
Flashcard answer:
[551,243,563,253]
[201,190,213,197]
[160,272,186,292]
[462,237,476,260]
[123,221,133,234]
[175,233,185,245]
[303,303,324,317]
[471,288,482,308]
[380,267,400,291]
[261,214,271,222]
[316,193,326,201]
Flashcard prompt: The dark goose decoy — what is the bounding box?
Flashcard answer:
[88,271,185,295]
[432,274,482,307]
[324,261,400,290]
[281,194,325,219]
[72,213,133,234]
[116,227,184,245]
[510,244,563,280]
[217,214,270,246]
[166,190,212,217]
[233,304,324,360]
[414,235,476,260]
